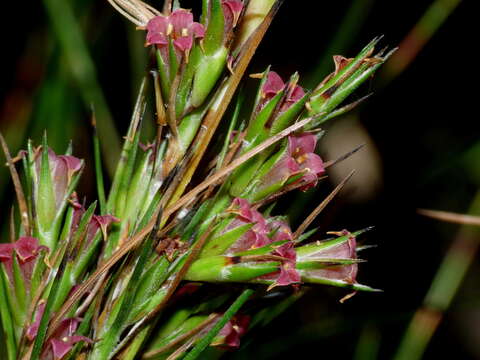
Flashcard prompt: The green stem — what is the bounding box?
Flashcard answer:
[183,289,254,360]
[93,124,107,214]
[382,0,462,82]
[42,0,120,176]
[394,191,480,360]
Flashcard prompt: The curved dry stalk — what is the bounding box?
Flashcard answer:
[0,133,31,236]
[106,0,160,26]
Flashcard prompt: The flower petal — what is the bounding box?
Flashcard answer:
[288,133,317,156]
[262,71,285,99]
[170,9,194,35]
[173,36,193,52]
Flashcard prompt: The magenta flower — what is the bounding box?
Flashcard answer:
[0,236,47,285]
[263,221,301,288]
[303,230,358,285]
[214,314,250,348]
[222,0,244,33]
[146,10,205,52]
[69,197,119,246]
[226,198,270,254]
[255,133,325,195]
[260,71,305,112]
[26,303,92,359]
[287,133,325,190]
[34,148,83,210]
[272,242,301,287]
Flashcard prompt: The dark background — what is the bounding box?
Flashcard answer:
[1,0,477,359]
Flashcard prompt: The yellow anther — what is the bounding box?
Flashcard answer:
[296,154,307,164]
[166,23,173,35]
[181,28,188,37]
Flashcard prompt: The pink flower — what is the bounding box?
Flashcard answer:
[146,9,205,52]
[34,148,83,210]
[226,198,270,254]
[214,314,250,348]
[272,242,301,287]
[287,133,325,190]
[260,71,305,112]
[304,230,358,284]
[68,197,119,246]
[263,221,301,288]
[26,303,92,359]
[256,133,325,195]
[222,1,244,33]
[89,214,120,242]
[0,236,47,285]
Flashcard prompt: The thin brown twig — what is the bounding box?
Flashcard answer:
[142,314,218,359]
[293,170,355,239]
[0,133,31,236]
[417,208,480,226]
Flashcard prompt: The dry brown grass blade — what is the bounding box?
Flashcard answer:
[293,170,355,239]
[0,132,31,236]
[9,206,16,243]
[164,115,317,219]
[142,314,218,359]
[166,338,196,360]
[165,1,283,212]
[418,209,480,226]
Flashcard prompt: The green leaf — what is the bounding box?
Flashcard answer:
[11,255,27,314]
[183,288,254,360]
[186,256,278,282]
[30,260,67,360]
[0,265,17,360]
[36,135,56,249]
[191,46,228,108]
[203,0,226,54]
[200,222,254,257]
[107,78,147,215]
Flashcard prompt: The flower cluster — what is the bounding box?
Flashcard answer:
[260,71,306,113]
[0,0,391,358]
[228,198,301,287]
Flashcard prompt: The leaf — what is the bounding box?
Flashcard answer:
[183,288,254,360]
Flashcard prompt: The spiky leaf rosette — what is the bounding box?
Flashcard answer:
[0,0,393,359]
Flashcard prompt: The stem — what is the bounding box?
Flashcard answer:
[42,0,120,175]
[382,0,462,82]
[183,288,254,360]
[394,191,480,360]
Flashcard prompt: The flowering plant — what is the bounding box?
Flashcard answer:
[0,0,393,359]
